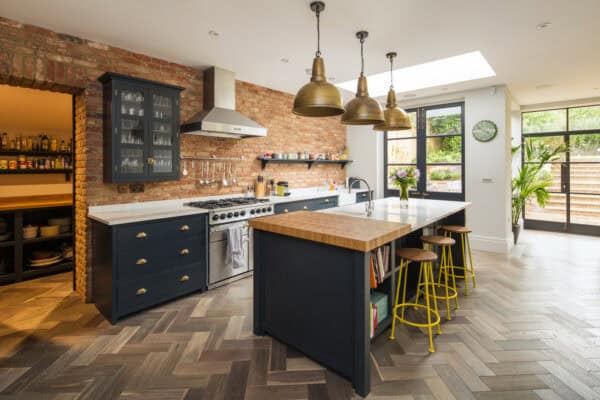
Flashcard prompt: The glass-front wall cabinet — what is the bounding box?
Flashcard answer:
[100,73,183,183]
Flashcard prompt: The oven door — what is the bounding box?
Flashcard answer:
[209,221,250,285]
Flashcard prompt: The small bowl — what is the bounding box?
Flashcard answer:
[23,225,38,239]
[40,225,60,237]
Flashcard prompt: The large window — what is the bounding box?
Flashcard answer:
[522,104,600,235]
[384,102,465,201]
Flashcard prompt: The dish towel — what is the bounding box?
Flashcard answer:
[226,226,246,270]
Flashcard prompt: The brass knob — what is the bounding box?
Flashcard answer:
[147,157,155,165]
[136,258,147,265]
[136,232,147,239]
[284,209,289,213]
[303,206,308,210]
[180,275,190,282]
[136,288,147,296]
[180,248,190,255]
[180,225,190,231]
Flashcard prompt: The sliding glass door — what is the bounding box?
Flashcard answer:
[384,102,465,201]
[522,105,600,236]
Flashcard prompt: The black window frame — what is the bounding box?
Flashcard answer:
[384,102,465,201]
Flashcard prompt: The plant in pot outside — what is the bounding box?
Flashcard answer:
[511,140,567,244]
[389,166,420,208]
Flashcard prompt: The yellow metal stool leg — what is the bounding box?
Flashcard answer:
[441,246,452,320]
[400,260,409,320]
[421,261,436,352]
[466,233,476,288]
[390,259,405,340]
[428,261,442,334]
[414,258,423,307]
[460,233,469,296]
[447,247,459,309]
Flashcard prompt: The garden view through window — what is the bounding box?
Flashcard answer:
[384,102,464,201]
[522,105,600,235]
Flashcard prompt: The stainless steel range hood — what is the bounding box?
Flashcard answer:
[180,67,267,139]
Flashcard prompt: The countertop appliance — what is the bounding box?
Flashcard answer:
[180,67,267,139]
[185,197,274,288]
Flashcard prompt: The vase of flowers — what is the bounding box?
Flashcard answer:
[390,166,420,208]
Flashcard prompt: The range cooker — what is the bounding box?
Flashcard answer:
[185,197,274,288]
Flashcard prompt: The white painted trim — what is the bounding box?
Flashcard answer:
[469,233,513,253]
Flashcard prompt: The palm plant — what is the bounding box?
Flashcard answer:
[511,140,567,243]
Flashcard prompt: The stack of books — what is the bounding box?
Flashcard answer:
[369,245,391,288]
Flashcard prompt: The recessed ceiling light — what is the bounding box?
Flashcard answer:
[208,30,220,38]
[537,22,552,30]
[280,58,289,63]
[535,84,552,89]
[337,51,495,97]
[404,93,417,98]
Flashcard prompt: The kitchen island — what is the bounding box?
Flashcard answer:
[250,198,469,397]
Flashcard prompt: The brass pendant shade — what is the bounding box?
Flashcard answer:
[374,52,412,131]
[341,31,384,126]
[292,2,344,117]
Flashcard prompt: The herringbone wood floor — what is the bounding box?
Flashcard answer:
[1,230,600,399]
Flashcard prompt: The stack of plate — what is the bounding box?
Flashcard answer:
[48,217,71,234]
[27,251,63,268]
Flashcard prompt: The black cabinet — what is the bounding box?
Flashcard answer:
[92,214,207,323]
[355,191,372,203]
[273,196,338,214]
[99,73,184,183]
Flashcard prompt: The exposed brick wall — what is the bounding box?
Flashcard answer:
[0,16,346,301]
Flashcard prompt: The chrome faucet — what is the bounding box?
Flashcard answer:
[349,178,374,216]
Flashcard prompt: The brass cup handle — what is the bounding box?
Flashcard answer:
[180,275,190,282]
[136,288,147,296]
[147,157,155,165]
[284,209,289,213]
[136,232,147,239]
[136,258,147,265]
[180,248,190,255]
[180,225,190,231]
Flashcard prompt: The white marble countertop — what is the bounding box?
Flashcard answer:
[320,197,470,233]
[87,187,370,225]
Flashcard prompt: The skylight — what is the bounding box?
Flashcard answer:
[337,51,495,97]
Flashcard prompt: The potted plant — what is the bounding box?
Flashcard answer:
[511,140,567,244]
[389,166,420,208]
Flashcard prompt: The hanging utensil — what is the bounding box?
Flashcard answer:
[222,162,229,187]
[182,160,188,176]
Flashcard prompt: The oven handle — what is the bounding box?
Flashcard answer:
[210,221,249,233]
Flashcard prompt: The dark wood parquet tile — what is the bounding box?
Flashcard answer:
[1,230,600,399]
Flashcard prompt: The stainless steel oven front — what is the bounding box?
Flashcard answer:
[208,220,252,287]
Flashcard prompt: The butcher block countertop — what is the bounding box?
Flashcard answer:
[249,210,411,252]
[0,194,72,211]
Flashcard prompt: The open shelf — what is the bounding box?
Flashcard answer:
[0,169,72,174]
[257,157,353,170]
[23,260,72,279]
[373,316,393,339]
[0,240,15,248]
[0,150,72,157]
[23,232,72,244]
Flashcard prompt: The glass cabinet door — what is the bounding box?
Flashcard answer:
[149,92,178,177]
[116,87,148,179]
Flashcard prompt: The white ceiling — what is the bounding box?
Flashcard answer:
[1,0,599,105]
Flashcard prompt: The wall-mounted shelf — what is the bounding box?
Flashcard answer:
[257,157,353,170]
[181,155,245,161]
[0,150,72,157]
[0,168,72,181]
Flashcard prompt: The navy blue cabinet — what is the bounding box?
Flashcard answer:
[92,214,207,323]
[355,191,372,203]
[99,73,184,183]
[273,196,338,214]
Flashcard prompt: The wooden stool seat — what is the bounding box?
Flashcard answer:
[421,235,455,246]
[442,225,472,234]
[396,248,437,263]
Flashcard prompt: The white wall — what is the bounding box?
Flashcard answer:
[347,86,514,253]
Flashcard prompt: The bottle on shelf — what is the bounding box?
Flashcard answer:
[59,140,67,152]
[15,135,22,151]
[0,132,7,150]
[41,134,49,152]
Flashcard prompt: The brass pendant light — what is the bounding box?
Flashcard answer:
[292,1,344,117]
[341,31,384,125]
[374,52,412,131]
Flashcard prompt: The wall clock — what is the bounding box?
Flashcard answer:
[472,120,498,142]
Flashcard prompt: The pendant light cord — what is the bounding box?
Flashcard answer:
[359,36,365,76]
[315,8,321,57]
[389,55,394,89]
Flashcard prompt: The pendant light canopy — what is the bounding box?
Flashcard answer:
[293,1,344,117]
[374,52,412,131]
[341,31,384,126]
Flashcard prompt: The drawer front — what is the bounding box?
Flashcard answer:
[311,196,338,210]
[356,191,370,203]
[117,263,204,317]
[116,215,206,248]
[274,200,311,214]
[117,235,206,282]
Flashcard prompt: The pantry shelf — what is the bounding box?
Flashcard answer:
[257,157,353,170]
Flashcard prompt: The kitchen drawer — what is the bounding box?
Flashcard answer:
[311,196,338,210]
[117,263,204,317]
[116,235,205,282]
[274,200,311,214]
[356,191,371,203]
[116,215,206,248]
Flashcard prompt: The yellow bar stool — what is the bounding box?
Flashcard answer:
[420,235,459,320]
[390,248,441,353]
[442,225,476,295]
